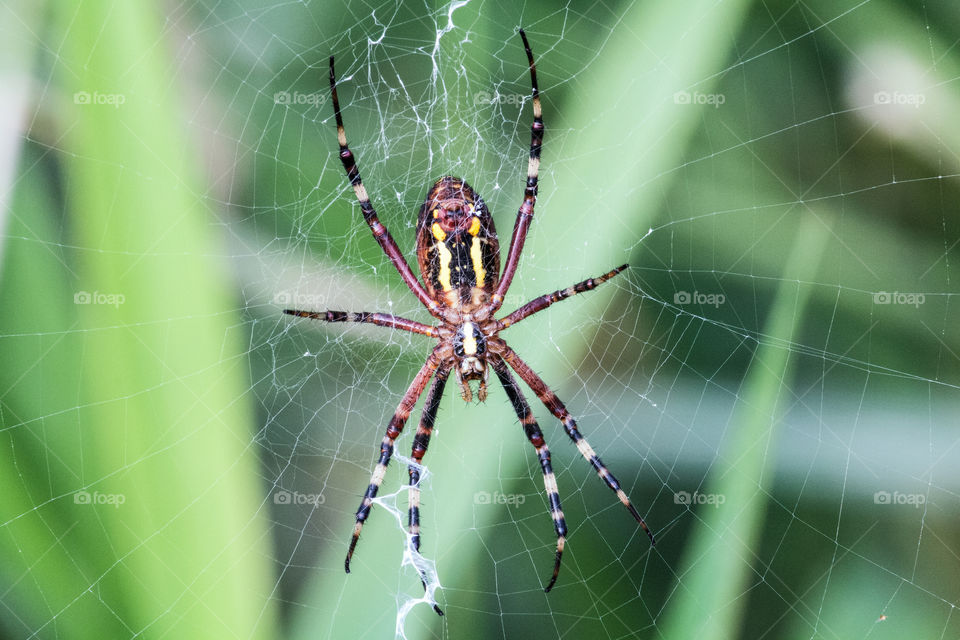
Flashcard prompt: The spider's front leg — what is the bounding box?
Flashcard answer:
[345,348,442,573]
[500,344,655,545]
[407,367,450,616]
[490,357,567,592]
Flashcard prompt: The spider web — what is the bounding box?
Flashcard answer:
[2,1,959,639]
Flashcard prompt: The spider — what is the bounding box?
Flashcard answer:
[284,29,654,609]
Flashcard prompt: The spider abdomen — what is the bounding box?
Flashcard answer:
[416,176,500,310]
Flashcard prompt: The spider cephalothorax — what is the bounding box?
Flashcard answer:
[450,320,489,401]
[284,30,653,615]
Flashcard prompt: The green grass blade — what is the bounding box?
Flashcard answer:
[0,149,113,640]
[3,2,280,637]
[660,214,831,639]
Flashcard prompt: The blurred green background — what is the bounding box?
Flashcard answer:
[1,0,958,638]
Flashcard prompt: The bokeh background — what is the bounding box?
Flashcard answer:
[1,0,958,638]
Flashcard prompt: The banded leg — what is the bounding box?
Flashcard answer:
[345,349,442,573]
[328,57,442,318]
[492,28,544,310]
[408,368,450,616]
[491,357,567,592]
[499,264,628,329]
[499,344,655,544]
[284,309,439,338]
[407,368,449,552]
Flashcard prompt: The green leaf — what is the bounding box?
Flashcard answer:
[659,214,831,639]
[0,2,277,637]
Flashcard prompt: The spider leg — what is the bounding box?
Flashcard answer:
[328,57,442,318]
[490,357,567,592]
[491,29,543,311]
[498,264,628,329]
[345,349,442,574]
[284,309,438,338]
[499,344,655,545]
[407,367,450,616]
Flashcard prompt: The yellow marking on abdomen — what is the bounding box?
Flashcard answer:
[437,241,453,292]
[467,216,481,236]
[431,222,447,241]
[470,236,486,286]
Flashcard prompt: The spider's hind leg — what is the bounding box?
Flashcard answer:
[327,56,442,317]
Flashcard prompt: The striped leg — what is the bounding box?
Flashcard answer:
[492,28,544,310]
[328,57,442,318]
[499,264,628,329]
[491,357,567,592]
[345,350,442,573]
[407,368,449,616]
[407,368,449,552]
[283,309,438,338]
[500,345,655,545]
